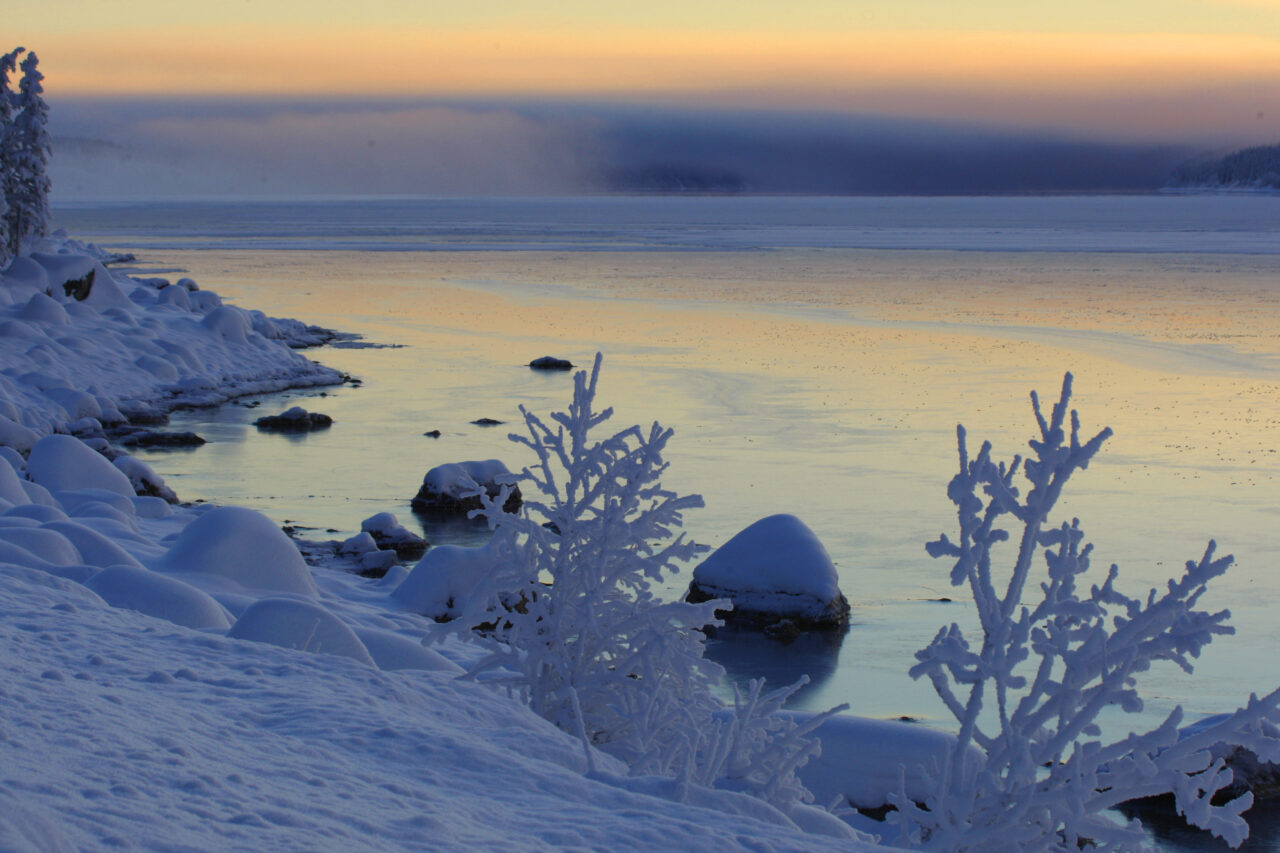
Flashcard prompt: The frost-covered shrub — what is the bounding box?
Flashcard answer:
[432,354,841,811]
[891,374,1280,852]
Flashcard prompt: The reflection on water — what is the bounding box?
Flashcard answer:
[704,626,846,705]
[411,510,496,550]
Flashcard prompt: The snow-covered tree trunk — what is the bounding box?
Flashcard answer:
[891,373,1280,851]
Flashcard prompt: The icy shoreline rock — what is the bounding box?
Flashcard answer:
[411,459,523,515]
[254,406,333,432]
[686,514,850,635]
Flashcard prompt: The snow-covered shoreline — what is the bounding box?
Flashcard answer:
[0,237,895,851]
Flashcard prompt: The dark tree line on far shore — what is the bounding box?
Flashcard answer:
[1,47,51,265]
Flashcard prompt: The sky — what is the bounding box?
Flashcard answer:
[12,1,1280,197]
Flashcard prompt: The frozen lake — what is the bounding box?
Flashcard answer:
[54,195,1280,850]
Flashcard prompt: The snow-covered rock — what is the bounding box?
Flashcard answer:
[686,514,850,633]
[254,405,333,431]
[359,511,427,558]
[391,542,500,621]
[229,598,374,666]
[25,434,136,498]
[411,459,522,514]
[154,505,318,598]
[85,565,232,631]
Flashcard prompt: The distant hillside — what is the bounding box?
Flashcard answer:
[1169,143,1280,190]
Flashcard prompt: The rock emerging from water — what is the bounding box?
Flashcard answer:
[411,459,523,515]
[686,513,850,637]
[528,356,574,371]
[254,406,333,432]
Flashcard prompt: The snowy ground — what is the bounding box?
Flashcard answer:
[0,237,889,851]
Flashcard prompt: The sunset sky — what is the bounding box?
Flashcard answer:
[14,2,1280,197]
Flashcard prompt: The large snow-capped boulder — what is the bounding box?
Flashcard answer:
[391,542,501,621]
[411,459,522,514]
[0,525,82,566]
[229,598,373,665]
[686,514,850,633]
[25,434,135,498]
[84,565,232,631]
[154,506,318,598]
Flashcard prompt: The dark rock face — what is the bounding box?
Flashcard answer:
[470,418,504,426]
[528,356,574,371]
[116,430,206,449]
[255,406,333,432]
[411,485,523,516]
[423,430,442,438]
[685,580,851,638]
[62,268,96,301]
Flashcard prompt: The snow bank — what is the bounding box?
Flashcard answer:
[154,505,318,598]
[0,243,342,440]
[688,514,851,631]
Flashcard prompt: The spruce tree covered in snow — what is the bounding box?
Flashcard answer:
[433,354,842,811]
[6,50,51,257]
[891,374,1280,851]
[0,47,24,265]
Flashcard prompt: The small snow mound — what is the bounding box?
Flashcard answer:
[411,460,522,514]
[229,598,374,665]
[18,292,70,326]
[41,520,145,569]
[0,414,39,453]
[155,506,318,598]
[360,511,427,558]
[26,434,136,498]
[43,387,102,422]
[688,514,849,631]
[0,526,82,566]
[85,565,232,630]
[354,627,463,673]
[157,285,192,311]
[113,455,178,503]
[0,458,28,505]
[200,305,252,343]
[391,543,499,621]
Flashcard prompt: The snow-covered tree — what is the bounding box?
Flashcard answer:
[891,373,1280,851]
[432,354,843,811]
[0,47,24,265]
[7,50,51,257]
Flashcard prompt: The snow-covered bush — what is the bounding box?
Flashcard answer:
[891,373,1280,851]
[432,354,842,812]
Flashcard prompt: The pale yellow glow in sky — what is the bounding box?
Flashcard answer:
[11,1,1280,137]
